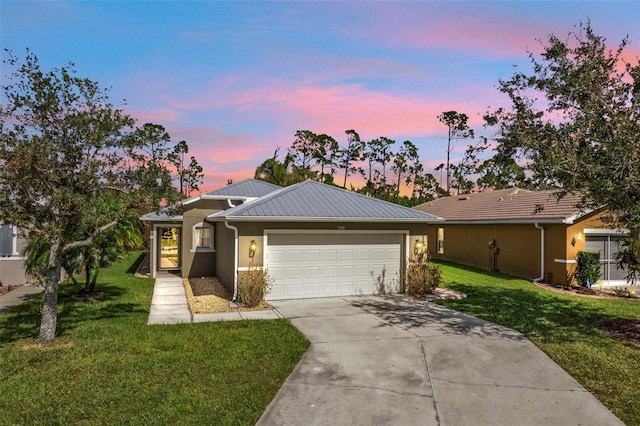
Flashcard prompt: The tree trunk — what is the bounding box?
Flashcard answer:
[38,239,62,343]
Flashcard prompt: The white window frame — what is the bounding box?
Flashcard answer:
[192,222,215,252]
[0,224,19,258]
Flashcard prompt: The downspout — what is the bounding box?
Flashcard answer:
[534,223,545,282]
[225,197,239,307]
[224,219,240,307]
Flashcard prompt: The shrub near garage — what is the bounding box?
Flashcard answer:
[406,251,442,297]
[238,263,273,307]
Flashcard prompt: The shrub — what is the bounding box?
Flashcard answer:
[406,251,442,297]
[238,263,273,307]
[575,251,601,288]
[616,237,640,285]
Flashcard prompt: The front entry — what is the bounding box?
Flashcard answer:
[158,227,181,271]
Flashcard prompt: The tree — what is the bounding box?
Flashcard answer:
[337,129,365,188]
[254,148,306,186]
[489,21,640,281]
[289,130,317,171]
[363,137,395,184]
[449,140,487,195]
[24,208,142,293]
[391,140,419,193]
[182,156,204,198]
[168,140,204,198]
[312,133,339,182]
[437,111,474,194]
[0,50,179,342]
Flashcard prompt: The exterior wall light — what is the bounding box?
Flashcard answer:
[249,240,257,258]
[413,239,425,255]
[571,232,583,247]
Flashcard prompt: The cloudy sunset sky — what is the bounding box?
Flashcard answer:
[2,1,639,191]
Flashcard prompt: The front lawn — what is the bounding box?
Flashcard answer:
[0,252,309,425]
[435,261,640,425]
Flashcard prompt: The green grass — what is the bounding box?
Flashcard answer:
[0,252,309,425]
[434,260,640,426]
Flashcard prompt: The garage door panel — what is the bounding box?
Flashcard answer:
[285,250,303,263]
[370,249,386,261]
[304,249,321,262]
[285,284,302,298]
[338,249,353,261]
[266,234,402,300]
[320,265,338,279]
[322,282,337,295]
[269,250,285,263]
[338,265,353,277]
[284,267,303,280]
[305,266,321,279]
[321,249,338,262]
[303,283,320,297]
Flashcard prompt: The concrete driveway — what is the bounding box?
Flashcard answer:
[258,295,622,426]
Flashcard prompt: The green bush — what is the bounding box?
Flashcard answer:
[238,263,273,307]
[406,251,442,297]
[616,237,640,285]
[575,251,601,288]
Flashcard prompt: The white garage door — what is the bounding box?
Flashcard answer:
[266,233,403,300]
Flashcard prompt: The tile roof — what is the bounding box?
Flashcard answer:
[413,188,590,223]
[203,178,281,198]
[210,180,442,222]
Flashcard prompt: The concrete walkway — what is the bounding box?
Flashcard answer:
[147,276,281,325]
[258,295,623,426]
[0,284,44,314]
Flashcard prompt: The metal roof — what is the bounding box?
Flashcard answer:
[203,178,281,198]
[209,180,442,222]
[413,188,592,224]
[139,211,183,222]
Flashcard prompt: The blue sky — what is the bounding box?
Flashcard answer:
[2,1,639,191]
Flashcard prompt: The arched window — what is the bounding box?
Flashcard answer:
[192,222,214,252]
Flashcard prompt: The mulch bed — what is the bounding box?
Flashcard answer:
[184,277,272,313]
[0,284,23,296]
[189,277,221,297]
[531,281,639,301]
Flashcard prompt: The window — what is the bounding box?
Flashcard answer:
[192,222,214,251]
[437,227,445,254]
[585,234,626,282]
[0,224,17,257]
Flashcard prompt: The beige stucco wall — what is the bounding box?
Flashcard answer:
[0,258,28,285]
[214,222,236,294]
[0,229,29,285]
[426,210,611,286]
[181,208,219,278]
[428,223,543,281]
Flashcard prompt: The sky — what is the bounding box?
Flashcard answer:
[2,1,639,192]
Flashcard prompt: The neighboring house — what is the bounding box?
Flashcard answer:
[141,179,441,300]
[0,224,28,286]
[413,188,630,287]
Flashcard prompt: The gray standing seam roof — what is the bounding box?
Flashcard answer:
[209,180,441,221]
[203,178,281,198]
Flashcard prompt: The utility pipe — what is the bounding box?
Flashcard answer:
[224,219,240,306]
[534,222,545,282]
